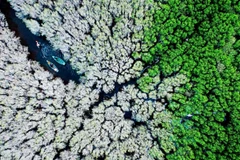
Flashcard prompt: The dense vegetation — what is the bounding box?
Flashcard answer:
[136,0,240,159]
[1,0,239,159]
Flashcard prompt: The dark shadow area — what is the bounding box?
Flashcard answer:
[124,111,132,119]
[221,111,231,127]
[0,0,81,84]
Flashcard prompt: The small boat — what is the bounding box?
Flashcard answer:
[46,60,59,72]
[36,41,40,48]
[52,56,66,65]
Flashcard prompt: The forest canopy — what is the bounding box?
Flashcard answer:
[136,0,240,159]
[0,0,239,159]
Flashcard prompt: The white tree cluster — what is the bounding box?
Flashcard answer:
[1,1,189,159]
[0,12,97,159]
[8,0,153,93]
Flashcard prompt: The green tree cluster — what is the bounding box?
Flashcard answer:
[137,0,240,159]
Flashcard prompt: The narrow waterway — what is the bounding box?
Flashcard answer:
[0,0,80,84]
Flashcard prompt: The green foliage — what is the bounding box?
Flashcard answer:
[137,76,153,93]
[142,53,154,63]
[137,0,240,159]
[148,65,159,77]
[132,52,141,59]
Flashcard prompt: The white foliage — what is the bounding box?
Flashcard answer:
[24,19,40,35]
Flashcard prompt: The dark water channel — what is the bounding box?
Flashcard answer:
[0,0,80,84]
